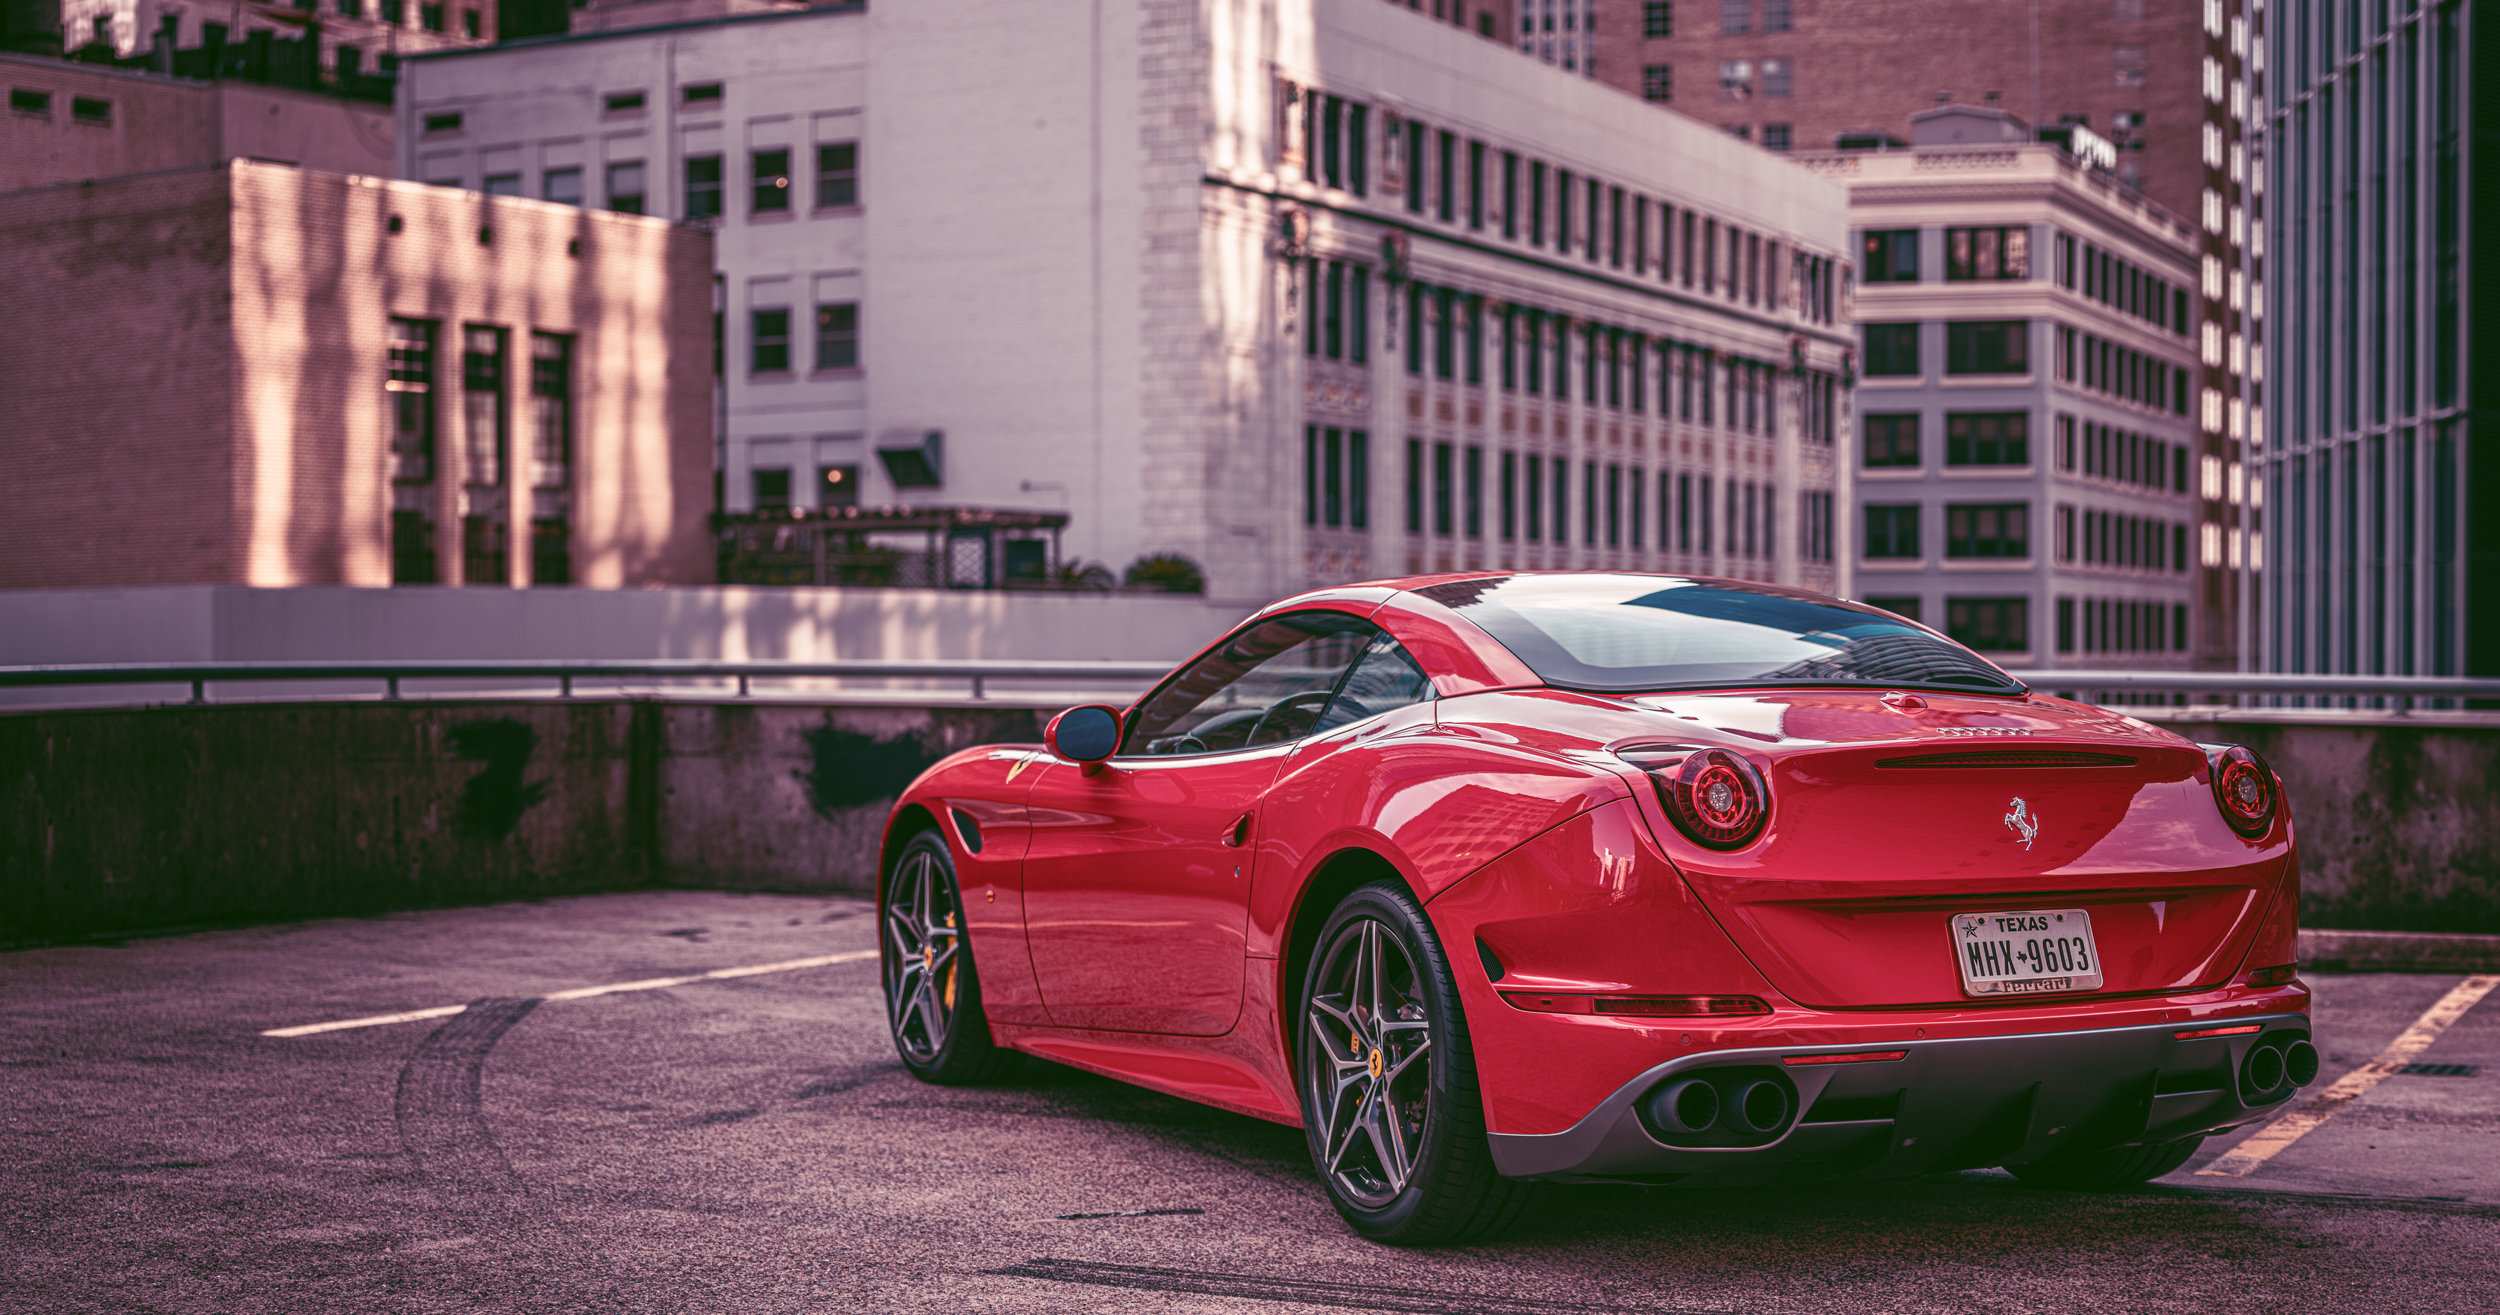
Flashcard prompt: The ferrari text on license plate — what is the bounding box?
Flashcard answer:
[1950,908,2105,997]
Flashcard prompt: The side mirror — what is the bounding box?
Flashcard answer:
[1044,705,1123,774]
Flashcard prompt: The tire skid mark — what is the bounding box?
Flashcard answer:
[987,1258,1682,1313]
[394,998,542,1212]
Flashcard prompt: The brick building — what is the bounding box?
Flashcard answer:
[1,50,392,190]
[1550,0,2257,668]
[399,0,1853,604]
[1811,108,2202,670]
[0,160,715,588]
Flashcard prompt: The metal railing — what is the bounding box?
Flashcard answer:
[0,662,2491,711]
[0,659,1174,705]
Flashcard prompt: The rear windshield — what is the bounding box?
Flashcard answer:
[1412,574,2026,695]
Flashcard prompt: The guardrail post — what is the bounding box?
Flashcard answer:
[971,675,986,700]
[386,676,400,702]
[737,673,750,698]
[560,674,573,699]
[190,678,204,705]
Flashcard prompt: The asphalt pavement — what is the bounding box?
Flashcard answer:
[4,890,2497,1314]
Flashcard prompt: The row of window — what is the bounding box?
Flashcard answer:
[2060,596,2188,654]
[1864,503,2032,560]
[389,510,570,586]
[2055,325,2192,415]
[1861,320,2031,377]
[292,0,466,32]
[1858,596,2029,652]
[2059,506,2190,573]
[1350,438,1831,563]
[748,303,860,374]
[7,88,112,123]
[1635,0,1797,37]
[386,319,574,491]
[2054,232,2189,334]
[1293,88,1838,324]
[2058,415,2188,491]
[1862,226,2034,284]
[1864,411,2033,469]
[751,464,861,510]
[686,143,858,219]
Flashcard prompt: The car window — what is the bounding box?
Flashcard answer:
[1128,612,1376,756]
[1312,632,1435,734]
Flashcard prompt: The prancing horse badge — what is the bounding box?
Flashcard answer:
[2003,797,2041,850]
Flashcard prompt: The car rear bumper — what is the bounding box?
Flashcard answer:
[1486,1013,2311,1185]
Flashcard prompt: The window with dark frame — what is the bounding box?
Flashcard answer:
[1863,413,1920,467]
[1945,412,2029,466]
[1863,322,1920,376]
[1864,505,1920,558]
[1861,228,1919,281]
[817,142,858,208]
[1945,320,2030,374]
[1945,226,2031,280]
[751,309,790,373]
[752,468,791,509]
[684,154,723,218]
[1947,597,2029,652]
[1644,0,1674,36]
[815,303,857,370]
[605,91,645,114]
[682,82,723,105]
[1945,503,2031,558]
[528,333,573,586]
[605,162,645,213]
[71,96,111,124]
[751,149,791,213]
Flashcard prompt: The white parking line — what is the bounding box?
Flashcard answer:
[2197,972,2500,1178]
[260,949,880,1038]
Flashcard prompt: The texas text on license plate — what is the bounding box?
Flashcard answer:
[1950,908,2105,997]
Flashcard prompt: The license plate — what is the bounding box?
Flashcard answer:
[1951,908,2104,997]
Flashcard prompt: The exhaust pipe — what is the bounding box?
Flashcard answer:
[1729,1079,1794,1136]
[1646,1078,1720,1133]
[2242,1041,2287,1097]
[2284,1039,2321,1087]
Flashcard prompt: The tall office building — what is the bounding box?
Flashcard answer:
[400,0,1852,603]
[2255,0,2484,681]
[1569,0,2257,670]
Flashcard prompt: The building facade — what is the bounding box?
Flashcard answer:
[1552,0,2257,669]
[2254,0,2486,682]
[57,0,492,82]
[0,160,714,588]
[1817,113,2201,670]
[1,50,392,190]
[398,0,1853,604]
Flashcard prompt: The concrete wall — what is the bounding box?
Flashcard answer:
[3,697,2492,945]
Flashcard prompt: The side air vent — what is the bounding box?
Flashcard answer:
[1873,750,2140,769]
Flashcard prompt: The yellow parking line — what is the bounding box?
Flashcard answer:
[260,949,879,1038]
[2197,973,2500,1178]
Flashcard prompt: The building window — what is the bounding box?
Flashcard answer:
[1945,412,2029,466]
[1644,1,1674,36]
[1945,503,2030,558]
[1945,226,2030,280]
[1762,124,1791,151]
[420,4,444,32]
[1862,323,1920,376]
[483,172,522,197]
[70,95,112,124]
[1945,321,2029,374]
[751,309,790,373]
[815,303,858,370]
[605,162,645,214]
[2112,44,2146,87]
[682,82,723,105]
[528,333,571,490]
[1947,597,2029,652]
[1640,63,1674,103]
[684,154,722,218]
[820,465,860,508]
[1720,0,1748,34]
[752,148,791,213]
[1865,505,1920,558]
[460,8,480,37]
[542,167,582,206]
[817,142,857,208]
[10,89,52,117]
[1718,59,1752,99]
[1867,596,1921,623]
[604,91,646,114]
[1762,0,1791,31]
[1760,58,1791,98]
[461,327,506,492]
[1864,413,1919,467]
[387,318,437,486]
[337,47,363,81]
[753,468,791,509]
[1433,442,1455,535]
[1861,228,1918,281]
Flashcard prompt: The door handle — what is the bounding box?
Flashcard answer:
[1219,813,1252,847]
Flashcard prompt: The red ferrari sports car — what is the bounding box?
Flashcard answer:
[877,572,2312,1244]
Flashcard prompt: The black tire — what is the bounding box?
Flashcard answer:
[1295,881,1538,1245]
[881,830,1019,1085]
[2005,1136,2204,1189]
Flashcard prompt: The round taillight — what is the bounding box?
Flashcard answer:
[2208,744,2278,839]
[1651,748,1771,850]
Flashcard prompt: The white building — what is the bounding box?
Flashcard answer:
[399,0,1853,604]
[1808,106,2201,669]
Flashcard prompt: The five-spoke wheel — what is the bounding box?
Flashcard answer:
[1296,881,1536,1244]
[881,830,1017,1084]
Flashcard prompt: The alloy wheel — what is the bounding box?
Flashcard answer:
[1304,918,1434,1209]
[883,844,961,1064]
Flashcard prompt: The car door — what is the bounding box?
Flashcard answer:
[1021,610,1376,1035]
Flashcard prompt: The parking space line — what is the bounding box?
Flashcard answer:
[2197,973,2500,1178]
[260,949,879,1038]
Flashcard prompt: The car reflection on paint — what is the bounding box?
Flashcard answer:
[875,572,2313,1244]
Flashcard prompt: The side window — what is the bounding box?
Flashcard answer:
[1314,632,1435,733]
[1128,613,1374,756]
